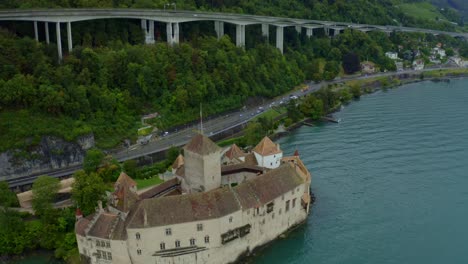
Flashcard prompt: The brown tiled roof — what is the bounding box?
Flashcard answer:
[114,186,139,212]
[221,164,264,176]
[127,163,303,228]
[115,172,137,189]
[110,217,128,241]
[139,178,180,200]
[184,134,221,155]
[243,153,258,166]
[225,144,246,160]
[175,166,185,178]
[75,217,91,236]
[127,187,240,228]
[243,163,303,205]
[171,155,184,170]
[87,213,118,239]
[252,136,281,156]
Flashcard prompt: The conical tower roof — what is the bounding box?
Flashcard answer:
[184,134,221,155]
[115,172,136,189]
[252,136,281,156]
[172,154,185,170]
[225,144,246,160]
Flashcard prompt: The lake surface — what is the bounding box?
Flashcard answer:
[253,78,468,264]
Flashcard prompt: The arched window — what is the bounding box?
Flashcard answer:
[136,233,141,240]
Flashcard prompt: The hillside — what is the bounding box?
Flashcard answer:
[0,0,467,153]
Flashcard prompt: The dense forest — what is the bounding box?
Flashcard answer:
[1,15,467,151]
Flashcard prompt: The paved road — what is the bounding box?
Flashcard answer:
[7,66,466,188]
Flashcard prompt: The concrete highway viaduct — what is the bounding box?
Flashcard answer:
[1,9,467,60]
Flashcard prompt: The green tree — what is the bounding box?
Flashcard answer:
[287,99,303,122]
[350,85,362,99]
[83,148,105,173]
[300,95,324,120]
[342,52,361,74]
[243,122,264,147]
[31,176,60,217]
[0,181,18,207]
[71,170,107,215]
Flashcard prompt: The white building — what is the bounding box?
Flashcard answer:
[252,136,283,169]
[385,52,399,60]
[413,59,425,70]
[75,135,312,264]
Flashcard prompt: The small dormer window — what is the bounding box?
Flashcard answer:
[229,216,233,223]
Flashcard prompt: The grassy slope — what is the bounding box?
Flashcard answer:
[400,2,444,20]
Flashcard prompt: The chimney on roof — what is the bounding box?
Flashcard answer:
[98,200,104,213]
[294,149,300,156]
[75,208,83,221]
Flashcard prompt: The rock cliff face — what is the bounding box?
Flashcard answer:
[0,134,94,182]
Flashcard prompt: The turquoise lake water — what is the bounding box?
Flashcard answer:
[253,78,468,264]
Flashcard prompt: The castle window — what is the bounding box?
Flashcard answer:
[197,223,203,231]
[175,240,181,248]
[190,238,196,246]
[137,249,141,255]
[136,233,141,240]
[106,241,110,248]
[205,236,210,243]
[103,251,108,260]
[256,208,259,215]
[107,252,112,260]
[165,228,172,236]
[267,202,274,214]
[292,198,297,208]
[286,200,290,212]
[229,216,233,223]
[96,250,102,259]
[270,162,273,166]
[160,242,165,250]
[96,240,100,247]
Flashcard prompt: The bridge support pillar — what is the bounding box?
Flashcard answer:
[45,22,50,44]
[56,22,62,61]
[141,19,155,44]
[333,29,340,37]
[34,21,38,41]
[236,24,245,47]
[295,25,301,34]
[214,21,224,39]
[166,22,179,46]
[276,26,284,54]
[67,22,73,52]
[261,24,269,41]
[306,28,313,38]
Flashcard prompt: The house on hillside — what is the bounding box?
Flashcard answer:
[385,52,399,60]
[361,61,376,74]
[413,59,425,70]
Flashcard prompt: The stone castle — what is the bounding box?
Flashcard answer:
[75,134,312,264]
